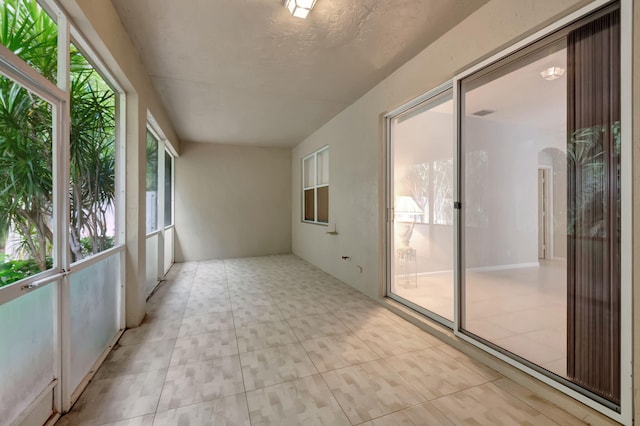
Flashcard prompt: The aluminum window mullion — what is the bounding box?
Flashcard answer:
[54,6,72,413]
[314,152,318,222]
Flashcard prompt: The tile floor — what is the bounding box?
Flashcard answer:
[57,255,587,425]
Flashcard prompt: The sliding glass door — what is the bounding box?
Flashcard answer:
[386,1,627,417]
[388,88,454,323]
[460,5,621,405]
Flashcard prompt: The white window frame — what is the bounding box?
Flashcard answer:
[0,0,128,422]
[302,146,329,225]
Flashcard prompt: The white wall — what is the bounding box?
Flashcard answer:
[175,142,291,261]
[291,0,590,299]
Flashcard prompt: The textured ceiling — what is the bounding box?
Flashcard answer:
[111,0,488,147]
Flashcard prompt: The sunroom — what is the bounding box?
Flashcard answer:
[0,0,638,425]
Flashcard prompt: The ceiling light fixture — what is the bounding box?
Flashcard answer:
[540,66,565,81]
[284,0,317,19]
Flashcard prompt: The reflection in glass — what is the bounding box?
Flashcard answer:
[390,91,454,321]
[462,39,570,379]
[461,6,621,404]
[164,151,173,227]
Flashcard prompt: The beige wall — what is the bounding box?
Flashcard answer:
[292,0,591,299]
[632,0,639,419]
[175,142,291,261]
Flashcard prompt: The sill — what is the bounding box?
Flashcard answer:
[301,220,328,226]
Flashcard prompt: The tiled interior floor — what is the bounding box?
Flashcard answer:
[57,255,586,425]
[392,259,567,375]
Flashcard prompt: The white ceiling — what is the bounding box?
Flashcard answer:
[111,0,488,147]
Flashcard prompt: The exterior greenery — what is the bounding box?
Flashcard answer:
[0,0,115,287]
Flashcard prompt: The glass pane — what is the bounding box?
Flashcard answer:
[0,74,54,287]
[146,130,158,233]
[146,233,159,296]
[164,226,173,273]
[317,148,329,185]
[164,151,173,227]
[0,0,58,84]
[69,44,116,263]
[69,252,120,391]
[303,156,315,188]
[462,40,569,376]
[0,284,56,425]
[462,15,621,402]
[303,189,315,221]
[391,91,454,321]
[317,186,328,223]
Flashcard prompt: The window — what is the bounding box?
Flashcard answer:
[0,0,58,84]
[164,150,173,227]
[388,88,454,322]
[145,129,158,234]
[69,44,117,262]
[302,147,329,224]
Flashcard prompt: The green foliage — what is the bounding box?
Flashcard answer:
[567,122,621,237]
[80,235,114,258]
[0,253,52,287]
[146,131,158,191]
[0,0,116,277]
[0,0,58,81]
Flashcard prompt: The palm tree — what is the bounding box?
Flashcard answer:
[0,0,116,280]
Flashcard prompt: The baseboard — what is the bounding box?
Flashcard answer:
[410,262,540,278]
[467,261,540,273]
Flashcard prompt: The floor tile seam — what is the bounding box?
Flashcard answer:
[224,260,250,400]
[349,400,445,426]
[118,335,181,347]
[151,390,249,418]
[427,347,505,383]
[296,328,328,375]
[310,354,384,375]
[145,312,189,322]
[490,378,579,426]
[236,338,300,355]
[237,340,318,367]
[151,336,180,418]
[181,310,235,322]
[96,351,178,381]
[158,264,198,329]
[312,371,354,425]
[241,368,321,393]
[428,388,483,426]
[169,350,243,369]
[428,380,552,425]
[357,358,432,407]
[301,331,383,365]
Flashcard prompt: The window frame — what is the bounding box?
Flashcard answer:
[163,148,175,229]
[145,126,160,236]
[452,3,632,423]
[301,146,329,225]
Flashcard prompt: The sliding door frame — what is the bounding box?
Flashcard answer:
[451,0,632,423]
[384,82,455,329]
[384,0,632,423]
